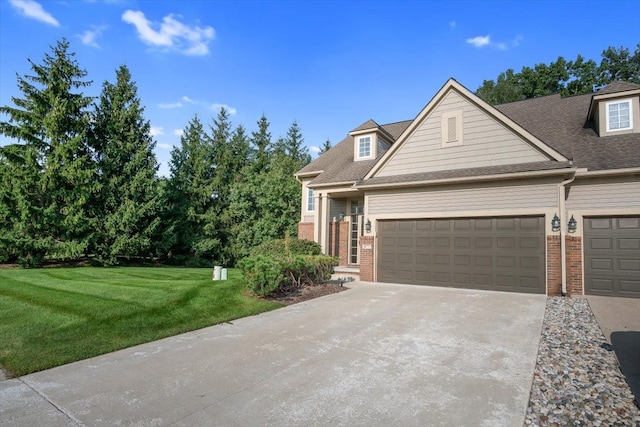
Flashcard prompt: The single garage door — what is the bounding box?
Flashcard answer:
[378,217,545,294]
[584,216,640,298]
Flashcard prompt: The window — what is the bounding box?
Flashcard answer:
[306,187,315,212]
[358,136,371,158]
[607,100,632,131]
[441,111,463,147]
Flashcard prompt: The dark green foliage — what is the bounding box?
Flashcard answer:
[239,253,338,296]
[251,237,321,257]
[319,139,331,154]
[90,65,161,264]
[476,44,640,104]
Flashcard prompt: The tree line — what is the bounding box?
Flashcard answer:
[476,44,640,104]
[0,39,311,267]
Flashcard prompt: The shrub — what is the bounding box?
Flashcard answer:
[238,255,285,296]
[239,254,338,296]
[251,237,321,258]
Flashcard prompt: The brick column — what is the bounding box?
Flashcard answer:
[547,236,562,296]
[298,222,314,241]
[566,235,583,296]
[359,235,374,282]
[338,221,349,266]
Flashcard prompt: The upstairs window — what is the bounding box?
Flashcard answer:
[306,187,315,212]
[358,136,371,159]
[607,99,632,132]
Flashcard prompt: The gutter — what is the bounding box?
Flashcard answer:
[575,167,640,178]
[558,171,577,296]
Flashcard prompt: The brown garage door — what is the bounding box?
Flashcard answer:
[584,217,640,298]
[378,217,545,294]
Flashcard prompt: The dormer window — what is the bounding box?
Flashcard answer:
[606,99,632,132]
[358,136,371,159]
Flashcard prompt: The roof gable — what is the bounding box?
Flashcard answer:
[366,79,567,180]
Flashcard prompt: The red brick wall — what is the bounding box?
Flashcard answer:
[547,236,562,296]
[359,235,374,281]
[566,235,583,296]
[338,221,349,266]
[298,222,314,242]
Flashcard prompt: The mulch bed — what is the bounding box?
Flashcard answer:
[262,281,349,305]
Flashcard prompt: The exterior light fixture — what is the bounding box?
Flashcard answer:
[568,215,577,233]
[338,213,345,221]
[365,219,372,233]
[551,213,561,232]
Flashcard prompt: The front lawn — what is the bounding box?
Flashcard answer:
[0,267,282,376]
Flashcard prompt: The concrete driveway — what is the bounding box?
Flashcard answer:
[1,282,546,427]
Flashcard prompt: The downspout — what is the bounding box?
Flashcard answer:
[558,166,577,296]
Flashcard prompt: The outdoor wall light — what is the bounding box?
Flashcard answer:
[551,213,561,232]
[338,213,345,221]
[568,215,577,233]
[365,219,372,233]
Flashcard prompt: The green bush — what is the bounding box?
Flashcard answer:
[238,255,285,296]
[239,254,338,296]
[251,237,321,257]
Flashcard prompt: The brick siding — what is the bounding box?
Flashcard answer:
[566,235,583,296]
[547,236,562,296]
[359,235,374,281]
[297,222,314,242]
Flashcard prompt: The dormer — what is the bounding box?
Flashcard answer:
[587,81,640,137]
[349,119,393,161]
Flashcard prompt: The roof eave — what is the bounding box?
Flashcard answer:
[356,167,577,190]
[308,181,357,189]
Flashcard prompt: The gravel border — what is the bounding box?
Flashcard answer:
[525,297,640,426]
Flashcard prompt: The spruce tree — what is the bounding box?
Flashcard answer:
[90,65,161,263]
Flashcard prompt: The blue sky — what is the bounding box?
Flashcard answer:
[1,0,638,177]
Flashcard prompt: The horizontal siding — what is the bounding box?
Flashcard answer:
[329,198,347,220]
[368,182,557,215]
[303,214,314,222]
[377,90,547,177]
[567,180,640,210]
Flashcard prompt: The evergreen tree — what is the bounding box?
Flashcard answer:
[250,115,272,173]
[0,38,94,264]
[319,139,331,154]
[90,65,161,264]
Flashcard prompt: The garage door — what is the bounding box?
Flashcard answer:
[584,217,640,298]
[378,217,545,294]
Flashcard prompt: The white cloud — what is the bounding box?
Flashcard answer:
[173,129,184,136]
[150,126,164,137]
[182,96,196,104]
[309,146,321,154]
[9,0,59,26]
[158,102,183,109]
[211,103,237,115]
[466,35,490,48]
[121,10,215,56]
[157,142,172,149]
[449,21,456,30]
[78,25,107,48]
[467,34,523,51]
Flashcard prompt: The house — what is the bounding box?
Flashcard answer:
[295,79,640,298]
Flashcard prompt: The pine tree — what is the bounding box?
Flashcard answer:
[0,38,94,264]
[250,115,272,173]
[90,65,161,264]
[319,139,331,154]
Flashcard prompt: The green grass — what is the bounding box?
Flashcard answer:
[0,267,282,376]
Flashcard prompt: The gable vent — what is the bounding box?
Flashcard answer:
[447,116,458,142]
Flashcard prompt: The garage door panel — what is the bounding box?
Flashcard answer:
[585,216,640,298]
[378,216,545,294]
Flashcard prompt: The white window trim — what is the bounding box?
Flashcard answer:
[441,110,463,147]
[356,136,374,160]
[606,98,633,132]
[306,187,315,212]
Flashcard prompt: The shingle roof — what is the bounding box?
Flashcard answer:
[593,81,640,96]
[296,82,640,185]
[495,91,640,171]
[358,161,573,187]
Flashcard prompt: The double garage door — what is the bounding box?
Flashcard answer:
[378,216,545,294]
[584,216,640,298]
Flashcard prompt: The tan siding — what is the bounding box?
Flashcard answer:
[368,182,558,215]
[303,214,314,222]
[376,90,548,177]
[567,179,640,210]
